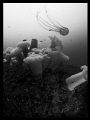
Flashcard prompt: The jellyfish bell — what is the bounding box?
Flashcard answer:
[59,27,69,36]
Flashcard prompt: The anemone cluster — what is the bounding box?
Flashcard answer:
[3,36,87,91]
[3,36,69,74]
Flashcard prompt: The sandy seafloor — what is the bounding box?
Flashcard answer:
[3,63,88,118]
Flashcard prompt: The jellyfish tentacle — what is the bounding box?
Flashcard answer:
[37,3,60,31]
[36,4,59,30]
[36,4,69,35]
[36,13,52,30]
[37,15,57,30]
[45,4,65,29]
[49,28,60,32]
[44,4,55,26]
[44,4,63,29]
[37,18,56,30]
[38,4,46,14]
[37,14,58,28]
[45,4,69,35]
[53,19,65,28]
[37,13,63,32]
[36,12,51,30]
[37,16,60,32]
[37,19,50,30]
[36,9,59,31]
[54,20,69,34]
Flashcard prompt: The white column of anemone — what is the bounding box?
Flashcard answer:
[66,65,88,91]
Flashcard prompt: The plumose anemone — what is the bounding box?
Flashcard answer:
[66,65,88,91]
[16,41,30,58]
[22,43,69,75]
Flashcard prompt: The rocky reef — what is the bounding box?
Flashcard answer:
[3,63,88,118]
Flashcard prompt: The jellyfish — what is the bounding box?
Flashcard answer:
[36,4,69,36]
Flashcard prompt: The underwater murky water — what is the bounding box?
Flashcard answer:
[3,3,87,67]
